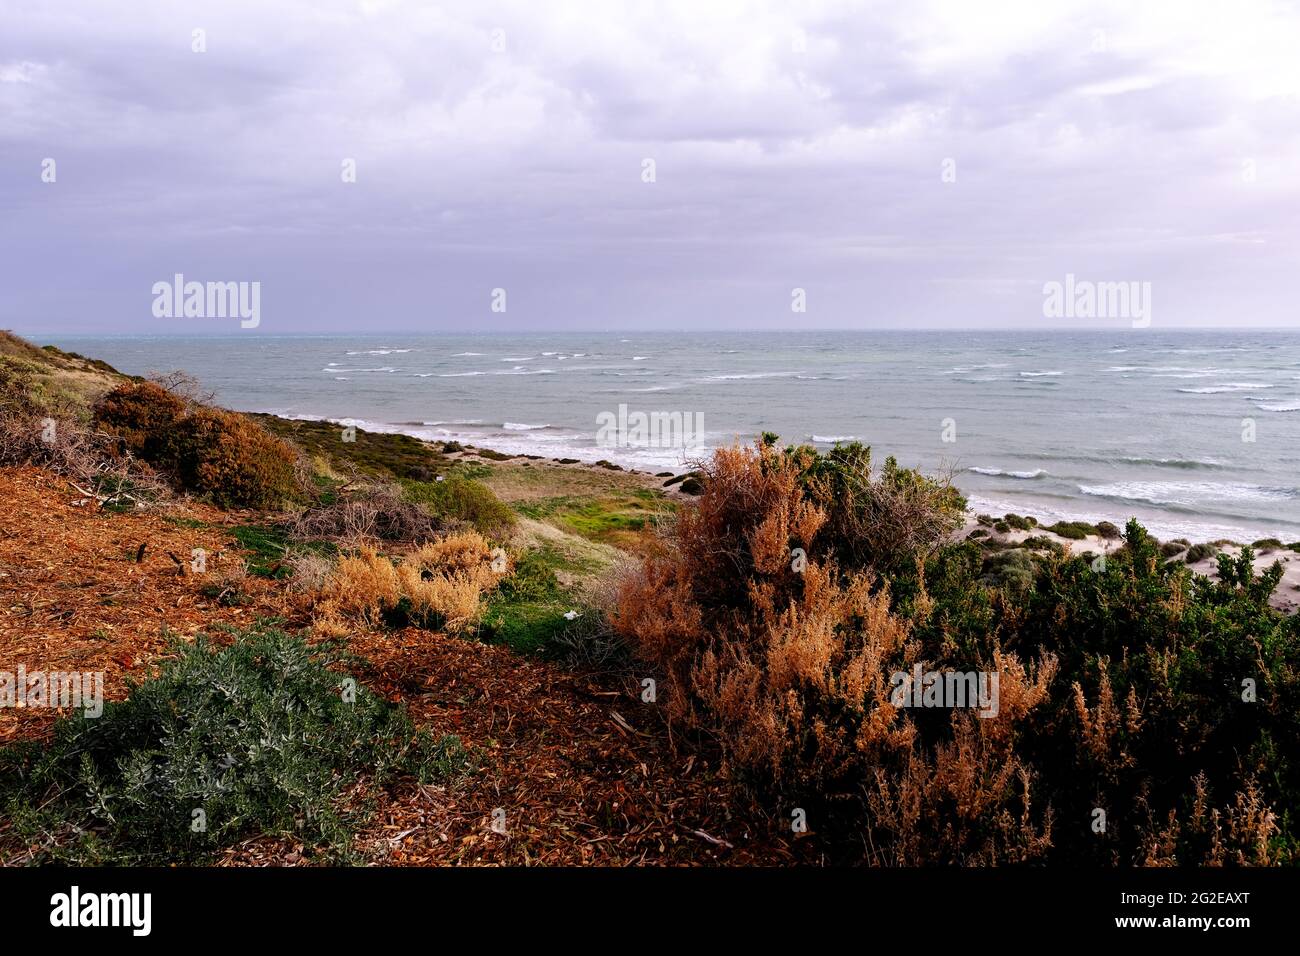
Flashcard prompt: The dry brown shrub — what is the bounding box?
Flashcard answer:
[312,530,504,635]
[614,441,1057,863]
[1137,774,1281,866]
[0,411,170,509]
[288,483,459,547]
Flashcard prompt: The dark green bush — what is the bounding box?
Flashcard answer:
[0,625,468,864]
[402,476,515,537]
[1046,520,1096,540]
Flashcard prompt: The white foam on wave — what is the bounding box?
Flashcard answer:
[705,371,801,381]
[1177,383,1273,394]
[1080,480,1297,506]
[969,466,1047,479]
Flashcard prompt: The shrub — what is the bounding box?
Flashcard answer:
[797,440,966,575]
[93,383,300,509]
[0,625,468,864]
[402,476,515,537]
[291,483,460,546]
[92,381,186,459]
[1096,521,1120,539]
[614,442,1055,863]
[615,442,1300,865]
[980,548,1039,596]
[313,530,505,635]
[1003,513,1034,531]
[170,408,298,509]
[1185,542,1218,564]
[1021,535,1067,556]
[1046,520,1096,540]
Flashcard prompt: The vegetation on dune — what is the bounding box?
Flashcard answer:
[0,625,469,864]
[250,412,450,481]
[613,438,1300,865]
[402,476,516,537]
[309,530,506,636]
[93,380,299,509]
[4,330,1300,867]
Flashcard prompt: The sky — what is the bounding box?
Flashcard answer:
[3,0,1300,334]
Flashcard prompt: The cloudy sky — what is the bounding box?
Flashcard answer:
[4,0,1300,333]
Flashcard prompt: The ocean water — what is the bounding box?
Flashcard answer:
[41,329,1300,543]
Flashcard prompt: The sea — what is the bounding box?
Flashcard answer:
[39,329,1300,544]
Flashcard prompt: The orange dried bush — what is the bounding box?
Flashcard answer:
[614,441,1056,863]
[313,530,505,636]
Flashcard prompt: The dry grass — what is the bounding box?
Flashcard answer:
[312,530,506,636]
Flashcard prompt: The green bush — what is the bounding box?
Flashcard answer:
[979,547,1039,596]
[0,625,468,864]
[1045,520,1096,540]
[402,476,515,537]
[795,440,966,574]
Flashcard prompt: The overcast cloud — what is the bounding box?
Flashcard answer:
[3,0,1300,333]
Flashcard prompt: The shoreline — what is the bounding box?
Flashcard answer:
[259,408,1300,614]
[267,410,1300,550]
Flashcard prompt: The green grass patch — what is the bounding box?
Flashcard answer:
[479,546,597,654]
[514,489,669,545]
[230,524,335,578]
